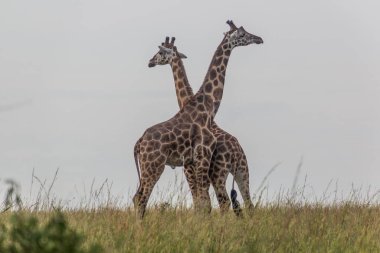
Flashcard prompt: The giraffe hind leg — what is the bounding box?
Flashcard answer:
[209,162,231,213]
[193,145,213,213]
[233,163,254,213]
[183,164,198,205]
[133,161,165,219]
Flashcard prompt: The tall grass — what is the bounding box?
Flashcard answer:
[1,169,379,253]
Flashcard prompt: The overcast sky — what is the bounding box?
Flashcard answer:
[1,0,379,205]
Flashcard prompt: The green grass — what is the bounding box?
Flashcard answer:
[1,173,379,252]
[1,203,379,253]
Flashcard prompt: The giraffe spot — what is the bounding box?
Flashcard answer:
[204,83,212,93]
[161,134,170,143]
[161,143,170,151]
[169,132,176,140]
[182,131,189,139]
[169,142,177,150]
[173,127,181,135]
[196,95,204,103]
[190,111,197,120]
[178,70,184,78]
[225,50,231,56]
[216,48,223,57]
[146,146,152,153]
[220,65,225,72]
[179,89,187,97]
[210,69,217,80]
[157,155,166,164]
[178,145,185,153]
[214,57,223,66]
[147,153,155,161]
[153,132,161,140]
[194,114,207,126]
[178,81,184,89]
[197,104,205,111]
[218,75,225,83]
[153,141,161,149]
[213,80,218,86]
[178,136,185,143]
[203,135,214,146]
[201,128,210,136]
[219,145,227,153]
[213,88,223,99]
[223,58,228,65]
[222,44,228,50]
[182,113,191,122]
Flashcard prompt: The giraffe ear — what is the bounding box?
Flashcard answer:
[237,26,245,36]
[230,30,238,38]
[178,52,187,59]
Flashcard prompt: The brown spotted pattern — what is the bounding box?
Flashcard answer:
[149,37,254,213]
[133,21,263,218]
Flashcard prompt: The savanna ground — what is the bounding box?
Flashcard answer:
[1,170,379,253]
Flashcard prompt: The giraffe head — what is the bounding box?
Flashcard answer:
[225,20,263,49]
[148,37,187,67]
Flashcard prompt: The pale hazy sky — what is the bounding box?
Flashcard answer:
[1,0,379,205]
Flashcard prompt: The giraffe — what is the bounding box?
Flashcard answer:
[133,20,263,218]
[148,36,256,214]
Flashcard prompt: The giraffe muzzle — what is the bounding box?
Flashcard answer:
[251,34,264,44]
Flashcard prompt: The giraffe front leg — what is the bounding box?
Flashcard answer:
[184,164,198,205]
[193,145,212,213]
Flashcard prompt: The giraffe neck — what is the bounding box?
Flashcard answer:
[195,38,231,118]
[170,56,194,109]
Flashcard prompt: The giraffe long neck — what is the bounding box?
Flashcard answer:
[195,38,231,118]
[170,56,194,109]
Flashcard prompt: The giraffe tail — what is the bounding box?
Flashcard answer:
[134,138,142,185]
[231,183,242,217]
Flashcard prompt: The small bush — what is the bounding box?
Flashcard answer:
[0,212,102,253]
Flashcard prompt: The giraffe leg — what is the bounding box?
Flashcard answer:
[133,162,165,219]
[184,164,198,205]
[209,161,230,213]
[193,145,212,213]
[233,161,254,212]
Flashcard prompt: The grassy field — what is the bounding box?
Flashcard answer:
[1,173,380,252]
[1,203,379,253]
